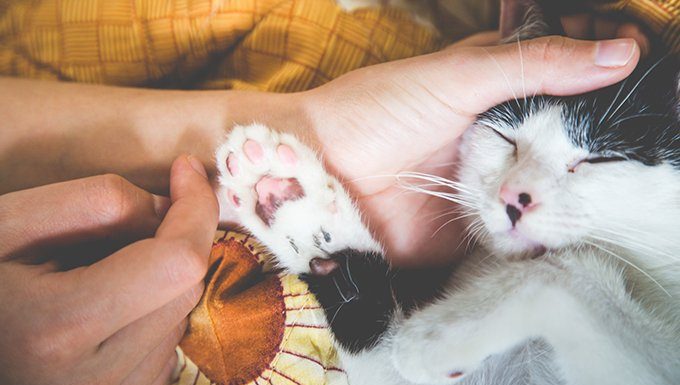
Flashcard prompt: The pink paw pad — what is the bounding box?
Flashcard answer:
[254,176,305,226]
[276,144,298,166]
[243,139,264,164]
[226,153,239,176]
[228,190,240,207]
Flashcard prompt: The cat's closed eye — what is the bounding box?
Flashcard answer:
[568,155,627,173]
[489,127,516,146]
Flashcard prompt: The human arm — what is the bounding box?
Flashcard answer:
[1,35,640,266]
[0,79,314,195]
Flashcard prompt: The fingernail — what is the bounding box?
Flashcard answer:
[153,195,171,218]
[186,155,208,179]
[595,39,636,67]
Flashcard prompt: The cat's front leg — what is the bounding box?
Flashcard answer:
[390,257,589,384]
[215,123,381,274]
[391,256,661,385]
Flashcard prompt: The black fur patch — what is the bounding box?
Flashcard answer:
[301,249,450,354]
[479,53,680,169]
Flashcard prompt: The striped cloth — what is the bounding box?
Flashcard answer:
[175,231,347,385]
[589,0,680,55]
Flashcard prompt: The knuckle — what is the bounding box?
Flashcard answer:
[86,174,136,225]
[159,240,208,286]
[22,325,77,366]
[527,36,576,64]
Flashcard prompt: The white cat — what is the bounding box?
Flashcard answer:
[214,3,680,384]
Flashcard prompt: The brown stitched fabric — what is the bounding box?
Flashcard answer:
[179,235,286,384]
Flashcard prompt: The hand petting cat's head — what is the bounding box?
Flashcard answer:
[457,0,680,261]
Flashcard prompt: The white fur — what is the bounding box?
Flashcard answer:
[215,124,381,274]
[215,116,680,384]
[395,106,680,385]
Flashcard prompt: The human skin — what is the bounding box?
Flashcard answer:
[0,23,646,385]
[0,156,219,385]
[0,35,642,267]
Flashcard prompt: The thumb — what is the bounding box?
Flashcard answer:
[444,36,640,114]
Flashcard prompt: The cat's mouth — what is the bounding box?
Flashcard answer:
[505,229,548,258]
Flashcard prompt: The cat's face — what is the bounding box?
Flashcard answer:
[457,58,680,261]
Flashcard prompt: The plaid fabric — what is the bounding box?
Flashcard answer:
[588,0,680,55]
[0,0,442,91]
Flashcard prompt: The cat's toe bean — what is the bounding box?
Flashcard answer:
[226,153,239,176]
[227,189,240,207]
[277,144,298,166]
[243,139,265,164]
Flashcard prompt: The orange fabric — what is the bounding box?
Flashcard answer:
[179,234,285,383]
[178,231,346,385]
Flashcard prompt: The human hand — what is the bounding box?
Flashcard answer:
[0,156,218,385]
[301,36,640,266]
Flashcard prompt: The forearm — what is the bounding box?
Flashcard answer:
[0,78,314,194]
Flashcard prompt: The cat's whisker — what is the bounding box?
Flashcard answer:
[590,226,679,262]
[460,219,486,253]
[400,182,479,201]
[516,34,527,103]
[608,112,666,128]
[583,240,671,297]
[601,55,668,128]
[431,213,469,238]
[347,173,409,184]
[329,301,349,326]
[397,171,481,193]
[397,177,479,204]
[401,184,479,209]
[591,233,679,263]
[430,211,477,226]
[344,257,361,295]
[576,224,675,263]
[422,206,465,221]
[597,77,629,128]
[333,276,350,303]
[482,47,523,112]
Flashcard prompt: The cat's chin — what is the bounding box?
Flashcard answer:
[488,229,548,260]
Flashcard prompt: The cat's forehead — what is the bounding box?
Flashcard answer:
[562,63,679,168]
[482,56,680,168]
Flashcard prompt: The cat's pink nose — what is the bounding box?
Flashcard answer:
[500,185,534,227]
[500,185,533,209]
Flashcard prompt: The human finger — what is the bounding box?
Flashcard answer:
[0,174,169,259]
[51,156,216,342]
[118,326,184,385]
[98,284,201,371]
[442,36,639,116]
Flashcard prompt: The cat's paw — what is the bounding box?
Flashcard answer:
[216,124,379,274]
[392,319,492,384]
[391,296,537,384]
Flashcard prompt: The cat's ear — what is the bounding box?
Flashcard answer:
[500,0,565,42]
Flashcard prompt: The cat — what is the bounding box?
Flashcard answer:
[214,2,680,384]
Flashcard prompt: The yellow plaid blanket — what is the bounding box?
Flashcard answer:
[1,0,678,92]
[0,0,443,91]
